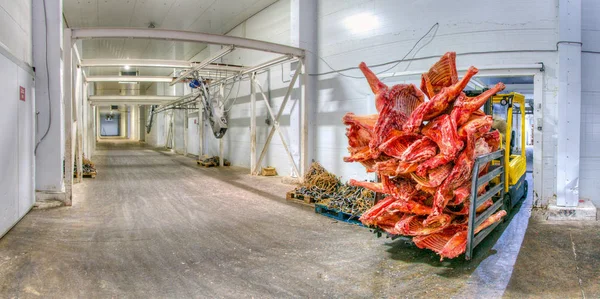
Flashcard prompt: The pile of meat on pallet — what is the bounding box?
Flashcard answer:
[344,52,507,260]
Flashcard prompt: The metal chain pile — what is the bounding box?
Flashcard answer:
[318,184,376,217]
[82,157,96,173]
[295,162,376,217]
[302,162,340,193]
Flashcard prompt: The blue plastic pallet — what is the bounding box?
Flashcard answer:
[314,204,364,226]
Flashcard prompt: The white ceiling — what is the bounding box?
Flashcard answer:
[64,0,279,60]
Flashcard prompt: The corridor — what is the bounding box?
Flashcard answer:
[0,141,567,298]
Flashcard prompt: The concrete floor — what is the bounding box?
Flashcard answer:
[0,140,595,298]
[504,217,600,298]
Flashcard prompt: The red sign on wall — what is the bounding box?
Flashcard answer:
[19,86,25,101]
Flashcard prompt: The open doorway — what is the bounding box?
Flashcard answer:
[472,76,534,174]
[99,106,121,137]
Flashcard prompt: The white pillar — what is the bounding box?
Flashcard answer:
[184,105,188,155]
[556,0,582,207]
[63,28,73,205]
[33,0,64,193]
[199,100,204,157]
[219,84,225,167]
[250,73,257,174]
[96,106,101,140]
[120,105,127,138]
[129,104,138,141]
[291,0,317,177]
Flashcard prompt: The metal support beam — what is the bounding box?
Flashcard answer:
[253,79,300,177]
[171,45,234,85]
[255,62,302,174]
[300,59,309,177]
[199,102,205,157]
[250,73,257,175]
[71,28,304,57]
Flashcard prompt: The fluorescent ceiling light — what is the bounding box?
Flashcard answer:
[343,13,380,34]
[118,81,140,84]
[124,65,130,70]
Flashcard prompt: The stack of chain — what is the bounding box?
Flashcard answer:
[81,157,96,173]
[294,162,377,217]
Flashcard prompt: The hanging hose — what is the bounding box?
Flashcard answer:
[146,105,156,134]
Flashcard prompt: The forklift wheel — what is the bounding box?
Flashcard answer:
[522,180,529,200]
[503,194,512,220]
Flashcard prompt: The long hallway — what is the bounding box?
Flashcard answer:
[0,141,546,297]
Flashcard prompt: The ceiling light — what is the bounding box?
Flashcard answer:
[343,13,380,34]
[124,65,130,70]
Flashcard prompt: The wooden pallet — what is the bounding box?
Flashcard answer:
[286,191,316,207]
[314,204,363,226]
[75,171,96,179]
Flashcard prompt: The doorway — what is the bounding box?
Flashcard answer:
[99,111,121,136]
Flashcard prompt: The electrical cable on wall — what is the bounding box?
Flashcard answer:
[307,22,440,79]
[35,0,52,155]
[223,76,243,113]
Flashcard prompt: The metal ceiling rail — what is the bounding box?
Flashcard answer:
[71,28,305,57]
[80,59,247,73]
[170,45,235,85]
[85,71,231,83]
[86,76,174,83]
[89,95,179,105]
[153,93,200,114]
[81,59,193,68]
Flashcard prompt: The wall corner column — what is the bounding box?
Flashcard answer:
[33,0,65,196]
[291,0,317,177]
[556,0,582,207]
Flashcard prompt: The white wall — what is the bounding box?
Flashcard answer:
[185,0,298,172]
[579,0,600,207]
[33,0,64,192]
[314,0,558,206]
[0,0,32,64]
[144,9,296,164]
[141,0,567,207]
[0,0,35,237]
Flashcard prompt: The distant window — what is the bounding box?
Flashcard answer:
[111,105,118,110]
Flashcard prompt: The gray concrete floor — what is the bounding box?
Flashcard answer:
[504,215,600,298]
[0,140,594,298]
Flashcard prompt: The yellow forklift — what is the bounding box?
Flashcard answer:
[488,92,528,213]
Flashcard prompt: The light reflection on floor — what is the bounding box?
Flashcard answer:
[461,173,533,298]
